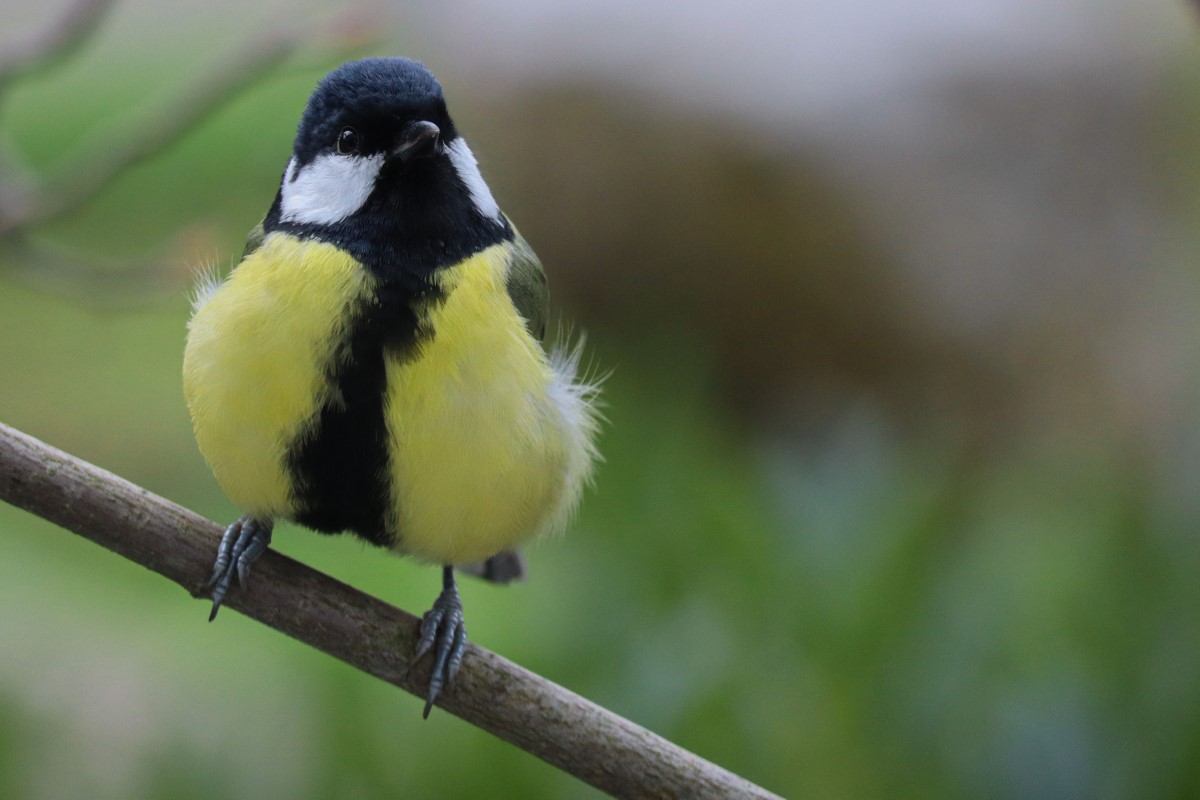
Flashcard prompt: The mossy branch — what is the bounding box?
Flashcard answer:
[0,421,781,800]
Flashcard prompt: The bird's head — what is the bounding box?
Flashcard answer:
[276,58,501,229]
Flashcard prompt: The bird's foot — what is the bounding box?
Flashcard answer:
[207,515,273,621]
[413,566,466,718]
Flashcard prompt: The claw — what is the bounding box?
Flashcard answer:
[414,606,443,662]
[446,622,466,691]
[207,518,242,589]
[207,516,272,621]
[414,566,467,718]
[236,530,270,587]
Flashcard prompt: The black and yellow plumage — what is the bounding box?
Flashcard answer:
[182,58,600,714]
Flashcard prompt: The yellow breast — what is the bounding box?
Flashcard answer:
[384,244,568,564]
[184,233,572,565]
[183,234,371,516]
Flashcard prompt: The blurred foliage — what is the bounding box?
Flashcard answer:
[2,9,1200,800]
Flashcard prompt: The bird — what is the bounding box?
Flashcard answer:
[182,57,601,716]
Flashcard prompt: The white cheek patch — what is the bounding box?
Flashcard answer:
[446,139,501,221]
[279,153,385,225]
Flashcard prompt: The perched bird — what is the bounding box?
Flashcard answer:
[182,57,601,715]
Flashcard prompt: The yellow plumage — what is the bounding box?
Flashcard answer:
[184,234,367,517]
[183,231,589,565]
[384,244,569,563]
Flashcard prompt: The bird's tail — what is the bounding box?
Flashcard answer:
[458,550,527,584]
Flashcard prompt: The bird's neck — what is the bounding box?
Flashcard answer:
[262,181,512,285]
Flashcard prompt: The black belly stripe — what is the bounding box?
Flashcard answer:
[286,281,434,547]
[264,149,514,546]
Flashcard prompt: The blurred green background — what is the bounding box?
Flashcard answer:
[2,1,1200,798]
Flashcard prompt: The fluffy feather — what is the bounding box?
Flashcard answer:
[540,331,605,538]
[188,259,225,316]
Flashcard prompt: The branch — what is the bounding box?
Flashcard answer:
[0,421,782,800]
[0,0,117,90]
[4,27,301,231]
[0,233,195,307]
[0,5,384,242]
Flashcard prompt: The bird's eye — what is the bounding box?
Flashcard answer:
[335,127,360,155]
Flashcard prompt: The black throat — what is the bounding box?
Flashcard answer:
[263,153,512,284]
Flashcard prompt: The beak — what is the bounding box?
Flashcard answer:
[391,120,441,162]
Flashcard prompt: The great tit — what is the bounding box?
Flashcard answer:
[182,57,601,716]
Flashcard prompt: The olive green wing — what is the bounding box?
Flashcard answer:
[241,220,267,260]
[505,229,549,343]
